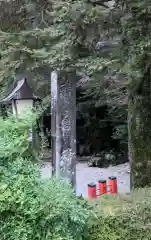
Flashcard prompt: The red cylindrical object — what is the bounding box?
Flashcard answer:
[98,180,107,195]
[108,176,117,194]
[88,183,97,199]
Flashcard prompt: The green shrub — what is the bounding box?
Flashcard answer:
[0,114,90,240]
[1,172,90,240]
[88,189,151,240]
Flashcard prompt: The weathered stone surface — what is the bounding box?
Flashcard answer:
[51,72,76,188]
[87,152,117,168]
[51,71,58,176]
[59,76,76,187]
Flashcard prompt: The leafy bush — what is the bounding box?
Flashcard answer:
[0,114,90,240]
[88,189,151,240]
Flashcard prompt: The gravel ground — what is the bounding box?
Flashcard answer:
[41,162,130,197]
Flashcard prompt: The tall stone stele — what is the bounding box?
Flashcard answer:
[51,71,76,189]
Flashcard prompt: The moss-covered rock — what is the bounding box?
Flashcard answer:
[87,150,128,168]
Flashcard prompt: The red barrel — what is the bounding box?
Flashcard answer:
[108,176,117,194]
[88,183,97,199]
[98,180,107,195]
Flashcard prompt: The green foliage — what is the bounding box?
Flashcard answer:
[77,92,127,156]
[0,0,114,95]
[0,113,90,240]
[0,0,128,157]
[82,0,151,182]
[88,188,151,240]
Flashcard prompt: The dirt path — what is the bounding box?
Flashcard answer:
[41,162,130,197]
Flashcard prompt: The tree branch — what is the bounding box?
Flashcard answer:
[86,0,110,9]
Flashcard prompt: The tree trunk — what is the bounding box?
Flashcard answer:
[129,73,151,188]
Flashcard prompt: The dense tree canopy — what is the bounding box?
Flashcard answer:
[0,0,127,159]
[0,0,116,95]
[1,0,151,188]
